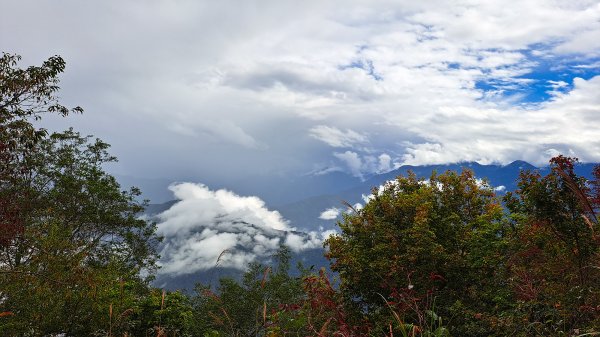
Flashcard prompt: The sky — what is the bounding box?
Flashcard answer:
[2,0,600,185]
[3,1,600,273]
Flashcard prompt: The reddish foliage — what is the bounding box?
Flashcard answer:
[0,198,24,246]
[429,272,446,282]
[0,140,26,246]
[302,269,370,337]
[505,155,600,331]
[550,155,577,173]
[591,165,600,208]
[277,303,301,312]
[511,268,541,302]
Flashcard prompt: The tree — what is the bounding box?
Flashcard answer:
[0,53,82,246]
[190,246,306,337]
[131,289,194,337]
[326,170,509,336]
[0,53,160,336]
[503,156,600,334]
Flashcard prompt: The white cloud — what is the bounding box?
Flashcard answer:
[309,125,368,148]
[574,61,600,69]
[285,228,338,252]
[156,183,332,275]
[361,179,399,203]
[285,232,319,251]
[333,151,396,178]
[351,203,363,212]
[319,207,340,220]
[3,0,600,186]
[554,26,600,55]
[395,76,600,166]
[378,153,393,172]
[548,80,569,89]
[334,151,364,178]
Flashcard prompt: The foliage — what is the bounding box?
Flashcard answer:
[326,170,508,336]
[503,156,600,335]
[194,159,600,337]
[0,53,160,336]
[130,289,195,337]
[189,246,306,337]
[274,267,370,337]
[189,249,371,337]
[0,52,82,247]
[188,252,447,337]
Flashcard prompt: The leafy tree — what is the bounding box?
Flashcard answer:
[190,246,305,337]
[326,170,509,336]
[0,53,82,247]
[130,289,194,337]
[268,267,371,337]
[0,53,160,336]
[503,156,600,335]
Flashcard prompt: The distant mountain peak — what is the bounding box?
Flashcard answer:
[503,160,537,170]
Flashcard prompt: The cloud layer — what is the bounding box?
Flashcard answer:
[2,0,600,184]
[156,183,333,275]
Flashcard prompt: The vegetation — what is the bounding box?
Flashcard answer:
[2,53,600,336]
[0,53,160,336]
[502,156,600,335]
[326,170,508,336]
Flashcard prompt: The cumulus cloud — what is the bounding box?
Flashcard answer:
[156,183,332,275]
[319,207,340,220]
[334,151,364,178]
[397,76,600,166]
[378,153,393,172]
[334,151,397,178]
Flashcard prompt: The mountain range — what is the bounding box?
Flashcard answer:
[139,160,598,290]
[271,160,597,232]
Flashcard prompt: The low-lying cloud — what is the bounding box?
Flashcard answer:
[156,183,334,276]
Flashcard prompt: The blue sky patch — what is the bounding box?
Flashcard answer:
[339,59,383,81]
[474,48,600,104]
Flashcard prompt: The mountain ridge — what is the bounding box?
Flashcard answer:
[144,160,598,290]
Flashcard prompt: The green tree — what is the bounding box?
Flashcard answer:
[1,53,82,247]
[130,289,194,337]
[503,156,600,335]
[190,246,305,337]
[0,53,160,336]
[326,170,509,336]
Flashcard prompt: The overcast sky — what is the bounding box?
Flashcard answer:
[3,0,600,186]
